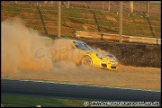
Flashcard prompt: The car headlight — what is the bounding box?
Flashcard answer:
[96,54,102,59]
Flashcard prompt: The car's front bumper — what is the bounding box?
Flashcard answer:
[101,62,119,70]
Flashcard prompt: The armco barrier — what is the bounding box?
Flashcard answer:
[75,31,161,45]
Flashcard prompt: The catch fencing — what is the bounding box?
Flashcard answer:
[1,1,161,40]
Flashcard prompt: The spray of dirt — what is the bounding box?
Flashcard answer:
[1,18,91,78]
[2,18,54,74]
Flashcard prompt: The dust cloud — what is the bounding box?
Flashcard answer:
[1,18,100,79]
[2,18,54,74]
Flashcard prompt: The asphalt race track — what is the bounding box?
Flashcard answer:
[1,79,161,104]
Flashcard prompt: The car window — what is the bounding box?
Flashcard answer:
[107,54,114,58]
[73,41,93,51]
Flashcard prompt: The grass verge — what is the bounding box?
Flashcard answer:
[1,93,88,107]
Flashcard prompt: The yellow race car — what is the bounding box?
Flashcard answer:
[42,37,119,70]
[73,40,119,70]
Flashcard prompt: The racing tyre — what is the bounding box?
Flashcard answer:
[81,56,92,66]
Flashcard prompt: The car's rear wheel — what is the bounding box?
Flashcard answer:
[81,56,92,66]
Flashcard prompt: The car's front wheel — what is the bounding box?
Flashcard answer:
[81,56,92,66]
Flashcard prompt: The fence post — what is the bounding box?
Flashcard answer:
[130,1,133,14]
[58,1,61,37]
[108,1,110,12]
[119,1,123,43]
[102,2,104,10]
[36,1,38,7]
[146,1,150,17]
[67,1,70,8]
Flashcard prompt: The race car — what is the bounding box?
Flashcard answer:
[41,37,119,70]
[73,40,119,70]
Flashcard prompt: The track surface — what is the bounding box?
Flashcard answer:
[2,79,161,103]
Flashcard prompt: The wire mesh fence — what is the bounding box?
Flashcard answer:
[1,1,161,38]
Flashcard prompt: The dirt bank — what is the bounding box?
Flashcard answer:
[75,37,161,68]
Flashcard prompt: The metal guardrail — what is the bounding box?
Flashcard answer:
[75,31,161,45]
